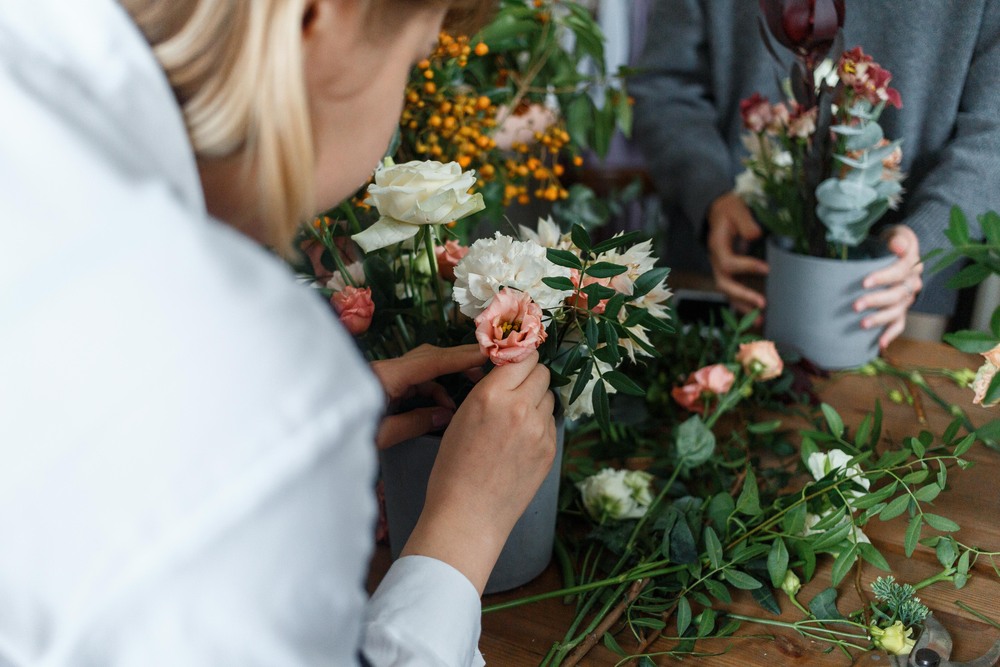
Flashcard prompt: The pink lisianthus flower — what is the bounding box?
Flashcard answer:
[434,239,468,282]
[331,285,375,336]
[788,105,817,138]
[735,341,784,380]
[671,364,736,414]
[767,102,790,133]
[740,93,773,133]
[474,289,547,366]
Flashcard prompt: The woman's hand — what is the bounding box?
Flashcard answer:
[400,351,556,594]
[853,225,923,349]
[706,192,769,315]
[370,344,486,449]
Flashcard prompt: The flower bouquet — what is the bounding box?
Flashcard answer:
[732,0,907,369]
[297,157,672,591]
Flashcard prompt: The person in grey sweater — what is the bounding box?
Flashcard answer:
[631,0,1000,342]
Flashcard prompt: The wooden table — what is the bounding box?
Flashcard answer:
[369,338,1000,665]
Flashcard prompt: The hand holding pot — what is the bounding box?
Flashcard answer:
[853,225,923,348]
[401,351,557,594]
[706,192,769,314]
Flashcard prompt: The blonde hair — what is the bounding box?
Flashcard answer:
[122,0,495,249]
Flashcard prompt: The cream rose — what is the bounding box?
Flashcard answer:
[352,159,485,252]
[735,340,784,380]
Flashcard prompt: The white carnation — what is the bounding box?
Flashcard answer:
[452,233,572,318]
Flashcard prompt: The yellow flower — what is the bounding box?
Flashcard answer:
[870,621,915,656]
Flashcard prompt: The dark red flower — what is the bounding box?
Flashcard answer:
[759,0,845,63]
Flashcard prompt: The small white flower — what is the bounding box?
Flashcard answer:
[577,468,654,521]
[519,216,574,251]
[807,449,871,493]
[735,169,765,204]
[352,159,485,252]
[803,510,871,555]
[452,233,572,318]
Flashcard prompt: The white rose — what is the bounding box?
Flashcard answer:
[803,510,870,556]
[352,159,485,252]
[577,468,653,522]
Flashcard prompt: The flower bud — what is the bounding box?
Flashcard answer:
[780,570,801,597]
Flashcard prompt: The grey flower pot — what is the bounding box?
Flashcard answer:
[379,420,564,594]
[764,237,895,370]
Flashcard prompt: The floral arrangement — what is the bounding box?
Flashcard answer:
[735,0,904,258]
[385,0,631,231]
[484,311,986,665]
[299,158,672,427]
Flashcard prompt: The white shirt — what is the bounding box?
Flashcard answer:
[0,0,483,664]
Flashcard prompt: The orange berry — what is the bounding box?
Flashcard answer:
[474,42,489,56]
[554,164,565,176]
[573,155,584,166]
[481,164,496,178]
[428,115,442,128]
[518,194,531,205]
[476,95,490,111]
[533,168,548,180]
[417,59,431,70]
[424,82,436,94]
[457,155,472,168]
[423,69,435,80]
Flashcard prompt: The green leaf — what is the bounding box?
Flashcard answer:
[809,588,844,620]
[858,543,892,572]
[705,527,723,570]
[604,370,644,396]
[748,419,782,434]
[591,230,645,255]
[811,519,853,552]
[669,514,699,564]
[602,632,626,656]
[632,267,670,298]
[736,469,762,516]
[879,494,912,522]
[947,262,992,289]
[821,403,845,437]
[830,543,859,586]
[913,484,941,502]
[707,492,735,533]
[584,261,628,278]
[704,579,732,604]
[568,358,593,406]
[564,95,594,151]
[571,224,592,254]
[955,550,971,589]
[768,538,789,588]
[798,541,817,582]
[546,248,583,270]
[585,317,599,349]
[782,502,808,536]
[953,433,976,457]
[677,596,692,636]
[902,469,929,484]
[593,380,611,432]
[946,206,971,246]
[542,276,576,291]
[943,330,1000,354]
[723,569,763,590]
[923,513,960,532]
[904,515,923,557]
[850,482,898,509]
[936,536,957,569]
[696,609,717,637]
[676,416,716,468]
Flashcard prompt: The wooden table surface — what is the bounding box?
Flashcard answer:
[369,338,1000,665]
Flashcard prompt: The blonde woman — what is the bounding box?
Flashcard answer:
[0,1,556,665]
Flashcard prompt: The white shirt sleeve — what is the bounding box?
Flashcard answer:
[364,557,486,667]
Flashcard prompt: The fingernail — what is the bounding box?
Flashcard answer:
[861,319,871,329]
[432,409,454,429]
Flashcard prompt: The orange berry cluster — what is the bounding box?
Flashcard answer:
[397,28,581,210]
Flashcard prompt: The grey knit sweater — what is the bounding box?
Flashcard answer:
[631,0,1000,315]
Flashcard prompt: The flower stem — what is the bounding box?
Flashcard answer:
[340,202,364,236]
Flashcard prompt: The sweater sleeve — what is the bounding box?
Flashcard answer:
[906,2,1000,314]
[629,0,734,236]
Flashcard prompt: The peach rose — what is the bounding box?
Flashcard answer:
[331,286,374,336]
[735,341,784,380]
[434,239,468,282]
[671,364,736,414]
[567,269,612,315]
[474,289,547,366]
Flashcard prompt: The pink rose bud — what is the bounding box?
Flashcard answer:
[735,341,784,380]
[331,285,374,336]
[434,239,469,282]
[671,364,736,413]
[474,289,547,366]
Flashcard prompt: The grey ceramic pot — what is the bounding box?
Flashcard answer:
[764,237,895,370]
[379,419,564,594]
